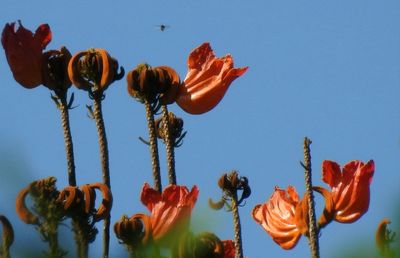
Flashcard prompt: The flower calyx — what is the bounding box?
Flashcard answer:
[42,46,72,92]
[155,112,187,147]
[114,213,152,249]
[174,232,226,258]
[57,182,113,223]
[210,171,251,210]
[126,64,180,109]
[68,48,124,97]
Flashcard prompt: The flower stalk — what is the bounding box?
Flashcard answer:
[211,172,250,258]
[231,192,244,258]
[144,100,162,193]
[161,105,176,185]
[56,91,76,186]
[92,91,111,258]
[301,137,319,258]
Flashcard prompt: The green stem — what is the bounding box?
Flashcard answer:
[161,105,176,185]
[144,100,162,193]
[93,95,111,258]
[231,194,244,258]
[302,137,320,258]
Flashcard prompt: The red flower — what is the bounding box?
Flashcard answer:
[222,240,236,258]
[1,21,51,88]
[176,42,248,114]
[140,183,199,242]
[252,186,309,250]
[314,160,375,227]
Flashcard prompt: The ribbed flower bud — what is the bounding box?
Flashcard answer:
[68,48,124,93]
[126,64,180,104]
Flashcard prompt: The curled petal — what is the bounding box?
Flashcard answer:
[131,213,152,245]
[58,186,81,212]
[313,186,334,228]
[15,187,39,224]
[0,215,14,251]
[80,184,96,214]
[68,50,93,90]
[97,48,114,89]
[90,183,113,222]
[114,213,151,246]
[157,66,181,105]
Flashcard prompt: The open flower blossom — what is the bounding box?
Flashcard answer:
[252,186,309,250]
[140,183,199,242]
[2,21,51,88]
[313,160,375,227]
[176,42,248,114]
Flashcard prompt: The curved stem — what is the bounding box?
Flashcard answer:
[231,194,244,258]
[57,91,76,186]
[302,137,320,258]
[161,105,176,185]
[93,95,111,258]
[144,100,162,193]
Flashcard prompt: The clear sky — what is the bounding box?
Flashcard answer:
[1,0,400,257]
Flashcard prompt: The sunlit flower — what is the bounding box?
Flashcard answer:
[252,186,309,250]
[140,183,199,242]
[313,160,375,227]
[1,21,51,88]
[176,42,248,114]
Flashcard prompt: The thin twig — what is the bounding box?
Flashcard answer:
[93,94,111,258]
[302,137,320,258]
[161,105,176,185]
[144,100,162,193]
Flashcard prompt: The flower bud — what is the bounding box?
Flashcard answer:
[68,48,124,92]
[127,64,180,104]
[155,112,184,143]
[42,46,72,91]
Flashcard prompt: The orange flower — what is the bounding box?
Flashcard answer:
[252,186,309,250]
[1,21,51,88]
[68,48,124,93]
[176,42,248,114]
[222,240,236,258]
[140,183,199,242]
[314,160,375,227]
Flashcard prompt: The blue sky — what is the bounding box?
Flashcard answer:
[1,0,400,257]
